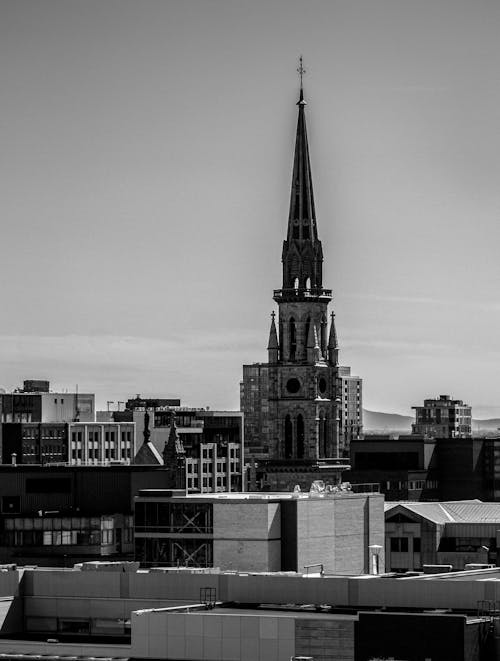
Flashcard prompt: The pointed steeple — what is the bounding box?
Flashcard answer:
[278,58,326,296]
[328,312,339,366]
[287,74,317,239]
[163,413,186,489]
[267,312,279,363]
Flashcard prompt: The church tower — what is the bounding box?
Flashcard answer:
[267,66,339,461]
[241,61,362,488]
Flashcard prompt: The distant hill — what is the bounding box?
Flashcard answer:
[363,410,413,433]
[472,418,500,435]
[363,409,500,436]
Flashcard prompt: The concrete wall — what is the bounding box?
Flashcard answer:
[17,566,500,621]
[41,394,95,423]
[132,609,297,661]
[296,500,336,573]
[213,502,281,572]
[331,494,384,575]
[131,608,356,661]
[296,617,354,661]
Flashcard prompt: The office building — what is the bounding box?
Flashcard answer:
[68,421,135,465]
[0,380,95,424]
[0,464,175,565]
[0,421,135,466]
[346,435,500,502]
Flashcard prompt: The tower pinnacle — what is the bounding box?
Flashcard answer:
[297,55,306,105]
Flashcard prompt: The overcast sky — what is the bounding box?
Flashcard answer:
[2,0,500,417]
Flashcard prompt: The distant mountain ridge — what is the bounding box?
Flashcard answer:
[362,409,500,435]
[363,410,413,433]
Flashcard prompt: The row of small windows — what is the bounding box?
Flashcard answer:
[384,480,439,491]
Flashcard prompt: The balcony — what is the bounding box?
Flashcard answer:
[273,287,332,301]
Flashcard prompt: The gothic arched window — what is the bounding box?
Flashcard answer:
[319,412,326,458]
[297,414,305,459]
[284,415,293,459]
[289,317,297,361]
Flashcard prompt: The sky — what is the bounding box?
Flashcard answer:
[2,0,500,417]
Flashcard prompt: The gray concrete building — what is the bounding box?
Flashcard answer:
[134,488,384,574]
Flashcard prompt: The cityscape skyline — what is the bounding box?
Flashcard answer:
[3,1,500,417]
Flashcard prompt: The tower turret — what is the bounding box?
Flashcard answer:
[328,312,339,366]
[267,312,279,363]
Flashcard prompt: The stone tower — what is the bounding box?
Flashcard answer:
[267,81,340,460]
[241,69,363,489]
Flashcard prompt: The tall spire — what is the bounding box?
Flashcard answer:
[279,57,325,295]
[288,56,317,238]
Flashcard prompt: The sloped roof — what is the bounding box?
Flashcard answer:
[384,500,500,524]
[133,441,163,466]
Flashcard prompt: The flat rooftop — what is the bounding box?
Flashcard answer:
[136,489,379,501]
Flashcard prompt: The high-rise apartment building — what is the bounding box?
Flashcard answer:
[412,395,472,438]
[241,74,362,486]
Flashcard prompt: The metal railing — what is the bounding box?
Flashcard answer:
[273,288,332,299]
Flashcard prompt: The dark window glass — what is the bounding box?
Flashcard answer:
[26,479,71,494]
[2,496,20,513]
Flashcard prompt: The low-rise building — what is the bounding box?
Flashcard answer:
[134,488,384,574]
[385,500,500,572]
[0,564,494,660]
[0,464,174,565]
[347,435,500,502]
[0,421,136,466]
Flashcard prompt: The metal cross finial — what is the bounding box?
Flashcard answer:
[271,311,276,320]
[297,55,306,88]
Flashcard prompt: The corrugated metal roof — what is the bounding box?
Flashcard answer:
[385,501,500,524]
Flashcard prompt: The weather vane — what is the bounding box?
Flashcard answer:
[297,55,306,87]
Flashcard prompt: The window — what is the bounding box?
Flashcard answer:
[390,537,409,553]
[2,496,20,514]
[413,538,421,553]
